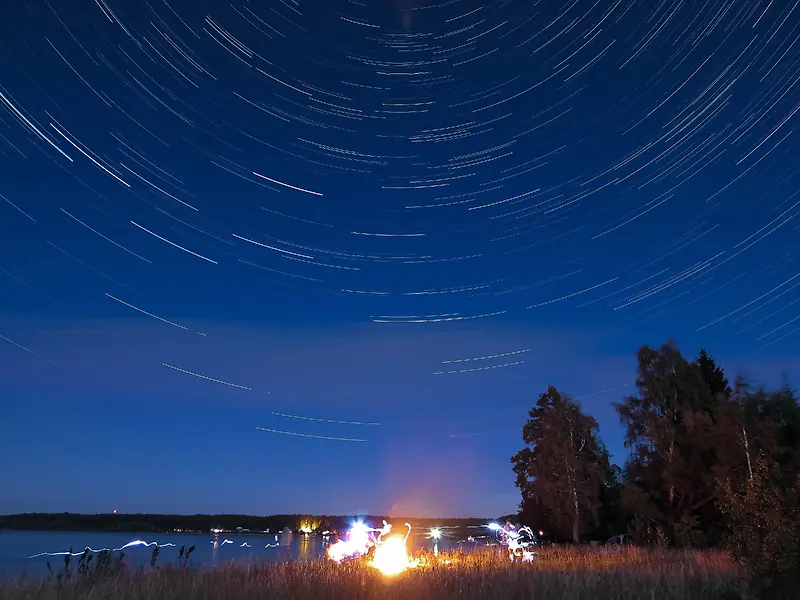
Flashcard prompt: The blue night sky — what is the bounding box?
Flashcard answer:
[1,0,799,518]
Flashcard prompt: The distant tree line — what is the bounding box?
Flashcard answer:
[511,339,800,592]
[0,513,485,534]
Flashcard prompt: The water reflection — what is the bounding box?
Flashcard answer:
[299,534,310,560]
[3,529,481,579]
[211,533,218,567]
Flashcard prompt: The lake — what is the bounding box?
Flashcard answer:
[0,530,474,580]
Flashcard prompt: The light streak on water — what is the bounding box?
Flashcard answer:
[28,540,177,559]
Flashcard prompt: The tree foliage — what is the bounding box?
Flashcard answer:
[511,339,800,593]
[512,385,610,542]
[613,342,733,545]
[717,456,799,599]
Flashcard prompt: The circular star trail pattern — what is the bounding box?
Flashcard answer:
[1,0,799,439]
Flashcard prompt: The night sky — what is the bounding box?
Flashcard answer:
[1,0,799,519]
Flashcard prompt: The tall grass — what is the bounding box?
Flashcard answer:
[0,546,745,600]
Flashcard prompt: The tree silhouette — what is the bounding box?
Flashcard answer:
[614,342,735,545]
[512,385,610,542]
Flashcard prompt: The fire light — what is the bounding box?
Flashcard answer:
[326,539,356,562]
[326,520,419,575]
[298,518,319,534]
[326,521,375,563]
[370,535,412,576]
[369,522,418,576]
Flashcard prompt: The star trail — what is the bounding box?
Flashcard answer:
[1,0,798,517]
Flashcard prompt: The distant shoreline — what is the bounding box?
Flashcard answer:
[3,528,283,535]
[0,513,498,535]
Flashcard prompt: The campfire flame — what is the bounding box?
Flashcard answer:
[371,535,412,576]
[327,520,418,576]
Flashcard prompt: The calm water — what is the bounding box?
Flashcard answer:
[0,530,469,580]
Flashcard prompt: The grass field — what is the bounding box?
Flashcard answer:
[0,546,746,600]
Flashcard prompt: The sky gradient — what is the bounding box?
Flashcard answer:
[1,0,799,518]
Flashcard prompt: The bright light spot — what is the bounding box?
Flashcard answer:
[429,527,441,540]
[298,518,319,534]
[326,521,373,563]
[370,535,414,576]
[327,539,356,562]
[488,523,501,530]
[538,530,544,536]
[349,522,371,547]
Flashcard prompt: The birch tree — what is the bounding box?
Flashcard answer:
[512,385,610,542]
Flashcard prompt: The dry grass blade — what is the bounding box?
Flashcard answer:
[0,546,746,600]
